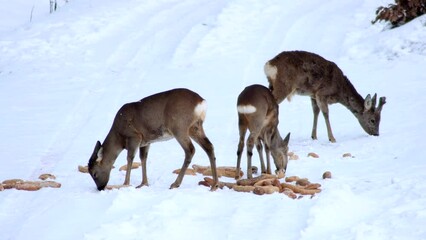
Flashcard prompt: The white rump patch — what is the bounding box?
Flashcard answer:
[237,105,257,114]
[264,61,278,82]
[194,100,207,120]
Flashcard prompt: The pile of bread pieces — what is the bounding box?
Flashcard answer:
[1,150,336,194]
[77,151,335,196]
[187,164,331,199]
[1,174,61,191]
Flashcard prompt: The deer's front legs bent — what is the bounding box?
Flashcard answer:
[136,144,150,188]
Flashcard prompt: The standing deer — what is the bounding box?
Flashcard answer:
[236,84,291,179]
[87,88,219,191]
[264,50,386,142]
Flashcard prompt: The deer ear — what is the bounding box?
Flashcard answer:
[376,96,386,113]
[371,93,377,109]
[96,147,103,162]
[364,94,372,111]
[89,141,103,167]
[282,132,291,146]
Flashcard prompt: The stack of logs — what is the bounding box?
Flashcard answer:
[0,174,61,191]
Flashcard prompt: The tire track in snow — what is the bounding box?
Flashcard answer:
[105,0,228,75]
[21,1,172,178]
[31,0,230,177]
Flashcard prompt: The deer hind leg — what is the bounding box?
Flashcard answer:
[124,138,141,186]
[255,140,267,174]
[189,122,218,190]
[236,119,247,180]
[264,142,272,175]
[136,144,150,188]
[246,132,259,179]
[311,98,320,140]
[171,133,195,189]
[317,98,336,143]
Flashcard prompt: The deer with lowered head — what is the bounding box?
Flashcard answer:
[264,50,386,142]
[87,88,219,191]
[236,84,291,179]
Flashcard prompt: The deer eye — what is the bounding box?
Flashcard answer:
[370,119,376,124]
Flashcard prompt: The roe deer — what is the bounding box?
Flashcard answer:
[264,50,386,142]
[236,84,291,179]
[87,88,218,191]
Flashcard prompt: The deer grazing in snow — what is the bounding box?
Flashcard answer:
[236,84,291,179]
[87,88,218,191]
[264,50,386,142]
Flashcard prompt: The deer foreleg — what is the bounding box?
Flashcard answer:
[136,144,150,188]
[124,140,140,186]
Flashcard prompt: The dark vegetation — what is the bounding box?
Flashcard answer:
[372,0,426,27]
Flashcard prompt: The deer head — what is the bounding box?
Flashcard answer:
[359,94,387,136]
[88,141,111,191]
[270,132,291,177]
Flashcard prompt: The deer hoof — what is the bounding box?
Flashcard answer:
[136,183,149,188]
[209,184,219,191]
[169,182,180,189]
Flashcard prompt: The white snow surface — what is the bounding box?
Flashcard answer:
[1,0,426,239]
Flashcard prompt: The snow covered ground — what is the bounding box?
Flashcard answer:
[1,0,426,239]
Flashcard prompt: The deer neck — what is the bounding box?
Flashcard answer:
[101,131,123,168]
[270,128,283,150]
[338,77,365,119]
